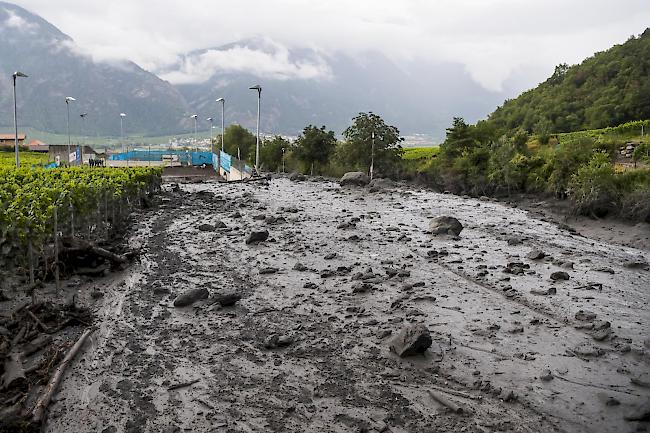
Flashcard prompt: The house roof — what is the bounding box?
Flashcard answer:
[0,134,26,140]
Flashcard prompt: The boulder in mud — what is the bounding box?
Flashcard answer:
[390,323,433,357]
[289,172,306,182]
[198,224,215,232]
[429,216,463,236]
[215,293,241,307]
[526,249,546,260]
[246,230,269,244]
[550,271,570,281]
[340,172,370,187]
[369,178,394,192]
[173,288,209,307]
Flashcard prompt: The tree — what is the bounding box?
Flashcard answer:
[220,124,256,163]
[294,125,337,175]
[342,112,404,176]
[440,117,476,159]
[260,136,292,172]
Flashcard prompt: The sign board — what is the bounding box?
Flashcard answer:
[69,151,77,162]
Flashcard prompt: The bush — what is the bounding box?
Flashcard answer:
[568,152,618,217]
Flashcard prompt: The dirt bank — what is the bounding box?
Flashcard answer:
[43,177,649,433]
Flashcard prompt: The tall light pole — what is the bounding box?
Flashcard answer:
[12,71,28,168]
[65,97,76,165]
[249,85,262,173]
[370,131,375,180]
[216,98,225,175]
[190,114,198,165]
[207,117,214,149]
[80,113,87,165]
[282,147,285,173]
[120,113,126,154]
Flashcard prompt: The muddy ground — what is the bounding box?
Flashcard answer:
[42,176,649,433]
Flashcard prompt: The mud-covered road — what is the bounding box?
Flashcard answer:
[46,177,650,433]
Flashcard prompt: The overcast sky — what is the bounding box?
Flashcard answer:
[11,0,650,91]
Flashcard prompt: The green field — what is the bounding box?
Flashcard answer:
[556,120,649,146]
[0,151,49,167]
[402,147,440,160]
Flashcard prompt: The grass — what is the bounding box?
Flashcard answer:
[402,147,440,160]
[0,151,49,167]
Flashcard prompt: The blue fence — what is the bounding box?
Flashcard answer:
[108,150,212,166]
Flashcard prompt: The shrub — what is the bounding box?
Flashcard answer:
[568,152,618,217]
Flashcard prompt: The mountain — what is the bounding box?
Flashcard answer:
[0,2,509,139]
[159,38,506,139]
[486,29,650,134]
[0,1,189,137]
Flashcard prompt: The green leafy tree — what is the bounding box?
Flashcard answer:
[220,124,256,163]
[569,151,617,217]
[294,125,337,175]
[440,118,477,159]
[342,112,404,176]
[260,136,292,172]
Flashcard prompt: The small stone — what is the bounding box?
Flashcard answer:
[246,230,269,245]
[216,293,241,307]
[259,267,279,275]
[575,310,597,321]
[293,263,308,271]
[389,323,433,357]
[540,370,553,382]
[550,271,570,281]
[324,253,337,260]
[173,288,209,307]
[429,216,463,236]
[198,224,215,232]
[526,250,546,260]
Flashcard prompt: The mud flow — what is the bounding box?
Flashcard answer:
[45,177,649,433]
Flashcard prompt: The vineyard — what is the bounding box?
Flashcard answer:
[0,166,162,289]
[0,151,49,167]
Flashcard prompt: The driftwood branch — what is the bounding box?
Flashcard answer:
[427,389,465,414]
[61,237,127,265]
[31,327,95,423]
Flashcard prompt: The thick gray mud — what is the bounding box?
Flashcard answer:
[46,178,649,433]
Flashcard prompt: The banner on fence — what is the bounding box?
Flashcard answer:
[220,150,231,171]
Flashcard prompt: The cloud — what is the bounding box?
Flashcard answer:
[3,7,39,32]
[160,40,332,84]
[9,0,650,91]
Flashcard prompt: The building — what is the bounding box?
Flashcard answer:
[48,144,97,165]
[28,140,49,153]
[0,134,26,148]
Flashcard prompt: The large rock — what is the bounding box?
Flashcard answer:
[340,172,370,187]
[289,172,306,182]
[390,323,433,357]
[246,230,269,245]
[173,288,209,307]
[429,216,463,236]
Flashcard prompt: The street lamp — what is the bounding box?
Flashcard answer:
[119,113,126,154]
[206,117,214,150]
[249,85,262,173]
[12,71,28,168]
[282,147,285,173]
[216,97,225,175]
[65,97,76,165]
[80,113,87,165]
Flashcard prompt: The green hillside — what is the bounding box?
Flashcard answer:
[488,28,650,134]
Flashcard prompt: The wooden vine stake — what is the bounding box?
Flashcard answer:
[31,327,95,424]
[54,206,60,294]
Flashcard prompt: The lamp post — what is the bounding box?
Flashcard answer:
[12,71,28,168]
[207,117,214,150]
[119,113,126,154]
[249,85,262,173]
[65,97,76,165]
[216,97,225,175]
[282,147,285,173]
[80,113,87,165]
[370,131,375,181]
[190,114,198,166]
